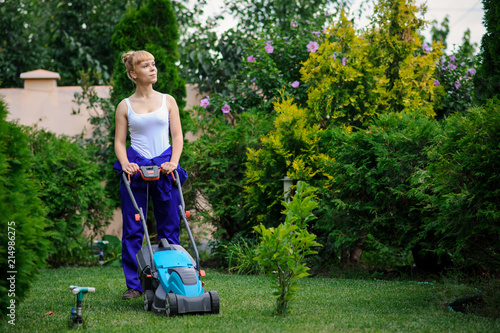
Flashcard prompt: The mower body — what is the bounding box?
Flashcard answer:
[136,240,218,316]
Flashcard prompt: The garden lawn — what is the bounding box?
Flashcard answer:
[6,266,499,332]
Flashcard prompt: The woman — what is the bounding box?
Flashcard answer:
[113,50,187,300]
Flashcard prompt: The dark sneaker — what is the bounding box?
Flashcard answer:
[122,289,142,300]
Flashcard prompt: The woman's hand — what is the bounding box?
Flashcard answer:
[161,161,178,175]
[123,162,139,175]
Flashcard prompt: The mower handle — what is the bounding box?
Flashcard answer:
[124,166,175,183]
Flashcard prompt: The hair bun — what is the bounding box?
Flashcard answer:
[122,51,135,65]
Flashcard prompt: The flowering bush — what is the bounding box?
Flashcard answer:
[433,53,477,118]
[194,19,331,120]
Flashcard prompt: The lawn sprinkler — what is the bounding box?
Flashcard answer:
[69,285,95,328]
[123,166,219,316]
[93,240,109,265]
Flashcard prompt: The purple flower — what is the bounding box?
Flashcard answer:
[222,104,231,114]
[450,55,456,62]
[290,55,296,59]
[265,44,274,54]
[461,62,465,66]
[200,98,209,108]
[434,80,440,86]
[283,37,289,40]
[250,78,256,82]
[291,81,300,88]
[448,64,457,70]
[468,68,476,76]
[422,42,431,54]
[313,31,321,37]
[454,80,460,89]
[440,58,446,63]
[247,55,255,62]
[307,41,319,53]
[342,57,347,66]
[331,52,337,60]
[291,21,298,28]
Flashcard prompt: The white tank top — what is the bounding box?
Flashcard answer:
[126,94,170,159]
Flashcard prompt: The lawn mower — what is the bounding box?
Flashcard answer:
[122,166,219,316]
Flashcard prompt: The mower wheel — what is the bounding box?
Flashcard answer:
[143,290,154,312]
[209,291,220,314]
[165,293,178,317]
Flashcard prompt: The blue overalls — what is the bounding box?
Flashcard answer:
[113,146,188,292]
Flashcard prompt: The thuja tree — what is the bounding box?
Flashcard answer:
[474,0,500,104]
[302,3,442,129]
[0,99,49,323]
[245,98,332,228]
[411,98,500,271]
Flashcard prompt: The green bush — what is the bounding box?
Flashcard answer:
[25,127,113,266]
[316,112,440,268]
[474,0,500,104]
[245,98,330,230]
[302,6,441,128]
[0,99,49,325]
[183,110,273,240]
[412,98,500,270]
[254,181,321,316]
[202,18,321,116]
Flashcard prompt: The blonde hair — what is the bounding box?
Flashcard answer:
[122,50,155,82]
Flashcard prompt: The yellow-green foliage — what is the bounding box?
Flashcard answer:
[245,98,332,224]
[302,2,442,127]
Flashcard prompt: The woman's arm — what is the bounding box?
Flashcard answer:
[161,95,183,174]
[114,100,139,175]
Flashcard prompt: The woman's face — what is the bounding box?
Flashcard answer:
[131,59,157,84]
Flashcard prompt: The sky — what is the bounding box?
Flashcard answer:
[200,0,486,52]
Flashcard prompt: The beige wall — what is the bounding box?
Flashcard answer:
[1,69,204,137]
[0,69,206,240]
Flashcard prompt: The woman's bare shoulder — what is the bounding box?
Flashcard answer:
[116,99,128,116]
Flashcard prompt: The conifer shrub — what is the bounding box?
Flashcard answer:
[0,99,49,325]
[411,98,500,270]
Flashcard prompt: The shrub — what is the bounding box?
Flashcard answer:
[411,98,500,270]
[315,112,440,268]
[245,98,331,229]
[0,99,49,325]
[220,237,264,275]
[183,109,273,240]
[474,0,500,104]
[433,53,478,118]
[254,181,321,316]
[203,18,322,116]
[25,127,113,266]
[302,5,441,128]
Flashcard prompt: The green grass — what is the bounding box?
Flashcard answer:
[6,266,500,332]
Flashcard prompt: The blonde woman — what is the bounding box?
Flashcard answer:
[113,50,187,300]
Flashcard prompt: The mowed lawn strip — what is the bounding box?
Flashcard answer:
[6,266,500,332]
